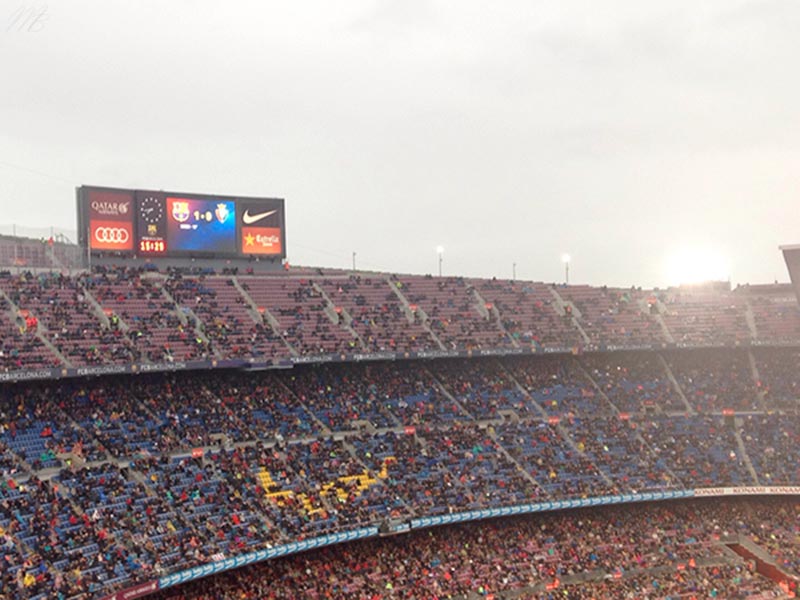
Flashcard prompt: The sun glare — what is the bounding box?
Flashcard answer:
[664,246,730,286]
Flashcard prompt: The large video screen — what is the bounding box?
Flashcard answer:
[167,197,236,253]
[77,186,286,259]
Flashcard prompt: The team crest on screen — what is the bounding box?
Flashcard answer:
[172,201,190,223]
[215,203,230,224]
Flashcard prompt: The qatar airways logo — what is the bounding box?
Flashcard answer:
[91,200,130,217]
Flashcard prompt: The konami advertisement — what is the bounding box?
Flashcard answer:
[166,197,236,253]
[87,189,135,252]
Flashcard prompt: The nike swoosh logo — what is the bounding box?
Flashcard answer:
[242,209,277,225]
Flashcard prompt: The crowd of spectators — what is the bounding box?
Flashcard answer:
[504,356,611,417]
[639,415,753,487]
[150,498,798,600]
[1,239,800,598]
[288,361,444,430]
[397,276,515,351]
[755,349,800,410]
[84,269,213,363]
[472,279,585,350]
[496,420,616,498]
[660,290,752,346]
[0,304,798,598]
[0,272,139,366]
[561,414,676,493]
[0,291,58,372]
[583,351,686,413]
[430,358,536,419]
[319,276,438,353]
[558,285,662,348]
[748,291,800,345]
[242,278,357,356]
[0,268,798,370]
[665,349,759,412]
[745,500,800,579]
[740,415,800,485]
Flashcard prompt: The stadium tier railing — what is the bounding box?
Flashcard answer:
[3,337,799,383]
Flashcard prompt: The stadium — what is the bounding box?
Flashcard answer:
[0,184,798,599]
[5,3,800,598]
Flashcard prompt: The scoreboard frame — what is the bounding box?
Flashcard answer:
[77,185,286,260]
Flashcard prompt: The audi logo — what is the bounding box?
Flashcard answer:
[94,227,130,244]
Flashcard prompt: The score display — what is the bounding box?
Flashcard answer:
[78,186,285,259]
[167,197,236,254]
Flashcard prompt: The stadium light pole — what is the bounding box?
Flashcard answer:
[352,251,356,271]
[436,246,444,277]
[513,262,516,281]
[561,253,571,285]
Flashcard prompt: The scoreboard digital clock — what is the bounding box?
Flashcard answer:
[77,186,286,260]
[136,193,168,255]
[139,239,166,253]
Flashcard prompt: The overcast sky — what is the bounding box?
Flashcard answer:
[1,0,798,287]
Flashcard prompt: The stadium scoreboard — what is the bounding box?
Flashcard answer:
[77,186,286,259]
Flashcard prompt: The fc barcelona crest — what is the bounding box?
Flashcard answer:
[172,201,190,223]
